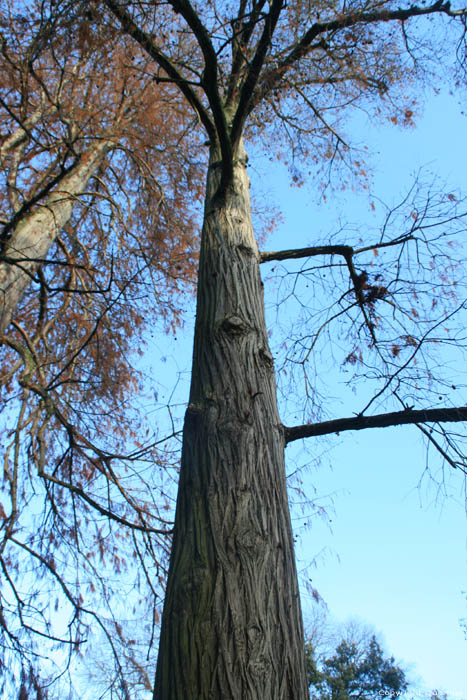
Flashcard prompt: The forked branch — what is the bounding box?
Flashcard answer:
[255,0,467,104]
[102,0,216,142]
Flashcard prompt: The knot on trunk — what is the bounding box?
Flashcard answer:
[219,314,248,335]
[259,347,274,367]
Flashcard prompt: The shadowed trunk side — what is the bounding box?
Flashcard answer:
[154,144,308,699]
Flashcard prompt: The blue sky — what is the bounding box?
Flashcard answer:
[295,428,467,697]
[253,89,467,697]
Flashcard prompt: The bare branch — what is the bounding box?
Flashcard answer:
[168,0,233,176]
[284,406,467,443]
[260,244,353,263]
[255,0,467,104]
[230,0,285,144]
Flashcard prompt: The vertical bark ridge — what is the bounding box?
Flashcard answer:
[154,144,308,699]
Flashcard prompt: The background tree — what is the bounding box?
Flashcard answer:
[0,1,205,696]
[304,612,459,700]
[306,625,408,700]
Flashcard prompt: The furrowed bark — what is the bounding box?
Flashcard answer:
[0,139,113,336]
[154,144,308,699]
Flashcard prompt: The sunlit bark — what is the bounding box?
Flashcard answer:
[0,139,112,335]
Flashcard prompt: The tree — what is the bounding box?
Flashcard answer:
[306,631,408,700]
[2,0,467,697]
[0,1,202,330]
[0,2,204,695]
[97,1,467,699]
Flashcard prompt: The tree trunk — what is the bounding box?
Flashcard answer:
[0,102,52,169]
[0,139,113,336]
[154,144,308,699]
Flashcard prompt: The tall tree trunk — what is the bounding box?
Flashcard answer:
[154,144,308,699]
[0,139,113,336]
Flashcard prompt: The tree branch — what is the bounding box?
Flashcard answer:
[168,0,233,181]
[0,156,81,250]
[259,244,377,344]
[102,0,216,142]
[260,244,353,263]
[259,234,417,262]
[284,406,467,443]
[260,243,377,341]
[226,0,269,108]
[255,0,467,106]
[230,0,285,145]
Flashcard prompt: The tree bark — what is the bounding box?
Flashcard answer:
[0,139,113,336]
[154,144,308,699]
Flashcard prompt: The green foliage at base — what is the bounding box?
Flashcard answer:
[306,634,408,700]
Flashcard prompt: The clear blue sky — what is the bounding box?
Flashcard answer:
[252,90,467,697]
